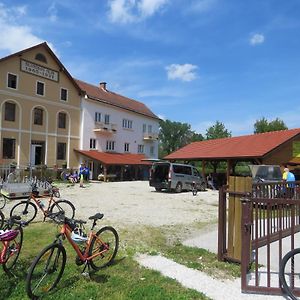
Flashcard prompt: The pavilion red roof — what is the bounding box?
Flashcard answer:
[75,150,151,165]
[165,128,300,161]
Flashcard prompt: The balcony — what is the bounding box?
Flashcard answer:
[93,122,117,135]
[143,132,159,141]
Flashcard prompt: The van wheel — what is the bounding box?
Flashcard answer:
[175,182,182,193]
[155,187,162,192]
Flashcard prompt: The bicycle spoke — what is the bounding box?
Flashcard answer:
[26,243,66,299]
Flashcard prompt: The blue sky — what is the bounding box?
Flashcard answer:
[1,0,300,136]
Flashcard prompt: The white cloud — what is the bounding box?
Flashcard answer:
[108,0,168,24]
[249,33,265,46]
[187,0,217,14]
[166,64,198,82]
[47,2,58,22]
[0,3,56,55]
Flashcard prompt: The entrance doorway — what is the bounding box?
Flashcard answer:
[30,141,45,166]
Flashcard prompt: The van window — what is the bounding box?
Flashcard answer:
[193,168,200,177]
[173,165,192,175]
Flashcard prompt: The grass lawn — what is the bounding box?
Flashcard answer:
[0,221,239,300]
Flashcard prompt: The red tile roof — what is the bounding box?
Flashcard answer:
[75,79,159,120]
[165,128,300,160]
[75,150,151,165]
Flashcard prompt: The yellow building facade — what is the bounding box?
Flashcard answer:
[0,43,82,169]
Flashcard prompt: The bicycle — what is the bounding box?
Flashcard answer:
[0,209,4,229]
[191,181,197,196]
[280,248,300,300]
[0,215,27,274]
[9,184,75,224]
[26,211,119,299]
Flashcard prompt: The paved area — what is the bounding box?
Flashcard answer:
[136,254,285,300]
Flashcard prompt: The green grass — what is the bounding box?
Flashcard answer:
[0,221,239,300]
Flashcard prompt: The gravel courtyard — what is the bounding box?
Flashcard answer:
[58,180,219,229]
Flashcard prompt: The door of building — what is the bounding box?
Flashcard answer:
[30,142,44,166]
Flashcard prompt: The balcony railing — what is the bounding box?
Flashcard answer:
[143,132,159,141]
[93,122,117,134]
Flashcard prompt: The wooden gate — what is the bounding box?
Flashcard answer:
[218,178,300,295]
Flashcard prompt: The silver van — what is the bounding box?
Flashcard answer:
[149,162,206,193]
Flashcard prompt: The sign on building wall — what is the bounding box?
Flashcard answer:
[293,141,300,158]
[21,59,59,82]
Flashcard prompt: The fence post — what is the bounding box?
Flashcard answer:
[218,185,227,261]
[241,194,252,292]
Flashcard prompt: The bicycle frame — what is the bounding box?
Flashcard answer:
[58,223,109,263]
[0,232,21,264]
[26,192,59,217]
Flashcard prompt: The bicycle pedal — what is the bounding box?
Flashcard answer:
[81,272,90,279]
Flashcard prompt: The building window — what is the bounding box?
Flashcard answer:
[124,143,130,152]
[148,125,152,133]
[7,73,17,89]
[58,112,66,129]
[106,140,115,151]
[60,88,68,101]
[4,102,16,121]
[57,143,66,160]
[104,114,110,124]
[35,53,47,63]
[138,144,144,153]
[90,138,96,149]
[36,81,45,96]
[34,108,43,125]
[150,146,154,155]
[122,119,133,129]
[143,124,147,133]
[95,112,101,123]
[2,138,15,159]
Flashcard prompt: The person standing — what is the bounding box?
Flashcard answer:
[283,167,295,198]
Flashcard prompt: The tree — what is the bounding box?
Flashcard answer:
[254,117,288,134]
[206,121,231,140]
[158,119,203,157]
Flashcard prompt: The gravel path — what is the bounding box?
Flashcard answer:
[57,180,220,227]
[136,254,284,300]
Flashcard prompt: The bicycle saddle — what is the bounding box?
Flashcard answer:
[89,213,104,220]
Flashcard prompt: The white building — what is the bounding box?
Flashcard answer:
[75,80,160,181]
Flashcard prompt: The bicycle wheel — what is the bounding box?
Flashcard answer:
[2,227,23,274]
[26,243,66,300]
[10,201,37,224]
[49,200,75,219]
[88,226,119,271]
[0,194,6,209]
[280,248,300,300]
[0,209,4,229]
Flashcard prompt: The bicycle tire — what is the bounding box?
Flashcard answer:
[2,227,23,274]
[0,209,4,229]
[26,243,66,300]
[49,199,75,219]
[280,248,300,300]
[88,226,119,271]
[0,194,6,209]
[10,201,37,224]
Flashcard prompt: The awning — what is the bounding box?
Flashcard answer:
[75,150,151,165]
[287,157,300,166]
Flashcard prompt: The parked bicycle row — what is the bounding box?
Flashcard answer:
[0,181,119,300]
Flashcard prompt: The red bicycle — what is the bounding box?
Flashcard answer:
[0,215,27,274]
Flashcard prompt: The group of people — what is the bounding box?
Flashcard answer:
[64,163,90,186]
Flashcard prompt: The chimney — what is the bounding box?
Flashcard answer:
[100,82,107,90]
